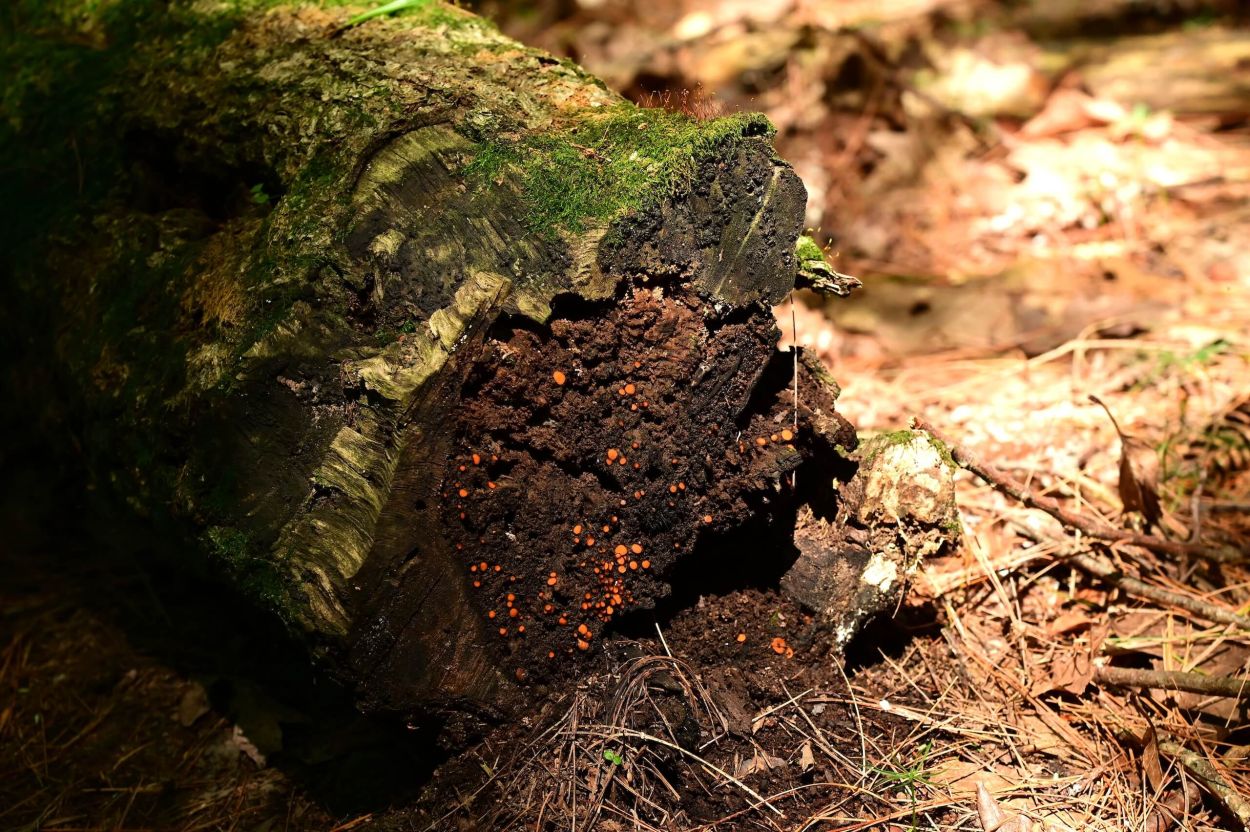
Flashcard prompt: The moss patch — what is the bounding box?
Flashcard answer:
[340,0,493,31]
[858,428,956,471]
[795,234,826,265]
[464,105,775,235]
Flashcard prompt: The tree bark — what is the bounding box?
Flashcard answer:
[1,1,856,721]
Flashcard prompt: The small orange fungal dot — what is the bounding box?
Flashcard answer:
[472,453,481,465]
[630,543,642,554]
[736,633,747,643]
[756,437,768,447]
[614,545,628,556]
[607,448,620,461]
[641,560,650,569]
[458,488,469,498]
[770,637,787,655]
[781,428,794,441]
[552,370,567,385]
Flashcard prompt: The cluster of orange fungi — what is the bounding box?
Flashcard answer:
[452,362,803,660]
[770,636,795,659]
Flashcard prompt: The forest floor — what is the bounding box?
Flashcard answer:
[4,0,1250,830]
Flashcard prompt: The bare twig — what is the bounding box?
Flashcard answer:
[1011,524,1250,631]
[913,418,1243,564]
[1095,667,1250,700]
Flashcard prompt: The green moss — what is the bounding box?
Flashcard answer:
[207,525,251,565]
[795,235,825,265]
[464,105,775,234]
[923,432,958,471]
[205,525,296,621]
[338,0,494,31]
[858,428,957,471]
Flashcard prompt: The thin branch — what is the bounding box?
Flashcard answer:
[1095,666,1250,700]
[913,418,1244,564]
[1012,524,1250,630]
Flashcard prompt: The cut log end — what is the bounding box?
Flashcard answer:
[342,279,857,717]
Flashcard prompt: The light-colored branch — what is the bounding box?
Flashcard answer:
[1095,666,1250,700]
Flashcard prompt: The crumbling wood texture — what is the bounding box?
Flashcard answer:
[2,1,856,719]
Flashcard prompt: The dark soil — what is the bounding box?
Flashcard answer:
[391,586,925,831]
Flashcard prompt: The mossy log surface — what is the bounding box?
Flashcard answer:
[2,0,856,720]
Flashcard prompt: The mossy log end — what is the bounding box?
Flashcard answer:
[2,1,855,720]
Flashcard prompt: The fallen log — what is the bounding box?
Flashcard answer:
[2,0,940,725]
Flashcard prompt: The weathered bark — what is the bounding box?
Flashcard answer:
[2,0,862,721]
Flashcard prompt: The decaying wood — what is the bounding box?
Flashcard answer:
[782,424,960,646]
[3,0,895,722]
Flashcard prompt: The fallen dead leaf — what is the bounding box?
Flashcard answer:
[1090,395,1162,529]
[734,752,787,779]
[976,782,1006,831]
[798,740,816,772]
[229,724,266,767]
[175,681,211,728]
